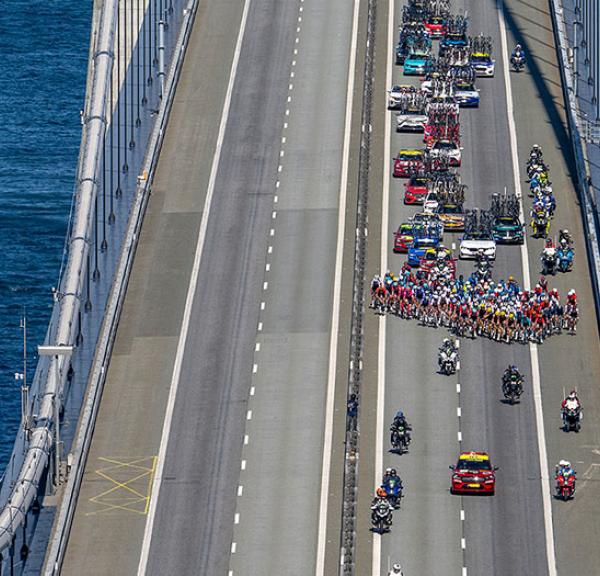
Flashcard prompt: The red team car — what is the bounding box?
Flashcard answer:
[403,174,429,204]
[393,149,424,178]
[450,451,497,495]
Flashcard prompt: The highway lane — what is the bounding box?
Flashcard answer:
[505,0,600,573]
[374,0,600,573]
[140,1,318,574]
[226,0,359,573]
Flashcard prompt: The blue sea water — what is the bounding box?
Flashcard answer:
[0,1,91,471]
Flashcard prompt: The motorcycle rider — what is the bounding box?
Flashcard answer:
[438,338,459,372]
[529,143,543,162]
[371,487,394,527]
[391,411,412,444]
[559,229,573,247]
[561,390,582,427]
[511,43,526,65]
[383,467,404,492]
[502,364,523,396]
[555,459,576,484]
[541,237,557,274]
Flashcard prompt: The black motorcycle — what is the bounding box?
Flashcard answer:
[390,425,411,454]
[563,406,582,432]
[371,500,392,533]
[502,371,524,404]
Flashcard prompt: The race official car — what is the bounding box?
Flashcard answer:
[453,81,480,107]
[393,222,423,253]
[424,15,446,38]
[396,109,428,132]
[393,149,424,177]
[470,53,496,77]
[459,231,497,259]
[492,215,524,244]
[403,53,432,75]
[403,175,429,204]
[437,203,466,231]
[428,140,462,166]
[450,451,497,495]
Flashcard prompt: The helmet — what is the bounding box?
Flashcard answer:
[392,565,402,573]
[559,459,570,468]
[516,43,522,50]
[443,338,450,344]
[390,468,397,476]
[533,143,540,149]
[385,467,392,475]
[568,289,576,296]
[377,487,387,498]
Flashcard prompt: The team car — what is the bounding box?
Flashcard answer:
[407,230,443,266]
[428,140,462,166]
[403,174,429,204]
[437,203,466,231]
[393,222,423,253]
[396,109,428,132]
[492,215,525,244]
[387,84,411,109]
[424,15,447,38]
[440,32,469,54]
[419,246,456,274]
[470,52,496,77]
[423,191,440,213]
[459,229,497,259]
[393,149,424,177]
[403,51,432,75]
[450,451,497,495]
[453,81,480,107]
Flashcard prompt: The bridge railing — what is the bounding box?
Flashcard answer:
[0,0,195,565]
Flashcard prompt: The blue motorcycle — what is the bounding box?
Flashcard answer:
[557,247,574,272]
[382,478,403,509]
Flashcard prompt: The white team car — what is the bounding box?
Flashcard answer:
[428,140,462,166]
[396,110,428,132]
[453,82,480,107]
[470,53,496,77]
[459,233,497,259]
[387,85,412,109]
[423,191,440,213]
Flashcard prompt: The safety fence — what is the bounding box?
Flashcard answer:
[0,0,195,570]
[340,0,377,574]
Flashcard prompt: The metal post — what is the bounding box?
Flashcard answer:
[158,20,165,98]
[574,0,579,98]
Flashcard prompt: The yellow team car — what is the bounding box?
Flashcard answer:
[437,203,466,232]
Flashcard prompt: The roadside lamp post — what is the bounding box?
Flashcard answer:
[37,345,74,488]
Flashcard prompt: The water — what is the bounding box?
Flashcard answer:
[0,1,91,472]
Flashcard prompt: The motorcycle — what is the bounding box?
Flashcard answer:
[511,53,525,72]
[390,425,411,454]
[563,405,582,432]
[382,478,403,509]
[502,372,524,404]
[541,248,557,275]
[371,499,393,532]
[555,473,576,500]
[531,212,549,238]
[438,348,458,375]
[557,246,574,272]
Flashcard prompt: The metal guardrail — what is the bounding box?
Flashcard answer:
[42,0,201,572]
[0,0,188,565]
[548,0,600,320]
[340,0,376,573]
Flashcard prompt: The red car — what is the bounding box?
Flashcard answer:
[393,223,418,253]
[450,451,497,495]
[393,149,424,178]
[425,16,446,38]
[403,175,429,204]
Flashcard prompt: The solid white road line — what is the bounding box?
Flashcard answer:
[315,0,360,574]
[136,1,253,573]
[497,3,557,575]
[372,1,394,575]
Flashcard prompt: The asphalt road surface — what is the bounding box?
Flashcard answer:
[370,0,600,575]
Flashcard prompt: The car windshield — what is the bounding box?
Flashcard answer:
[435,141,456,150]
[464,232,492,241]
[497,217,518,226]
[442,204,462,214]
[410,177,428,186]
[456,459,492,471]
[456,83,474,91]
[399,152,422,160]
[471,55,490,63]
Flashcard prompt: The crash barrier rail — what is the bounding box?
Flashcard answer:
[42,0,200,573]
[548,0,600,321]
[340,0,377,574]
[0,0,190,564]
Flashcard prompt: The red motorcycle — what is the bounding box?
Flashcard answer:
[555,473,576,500]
